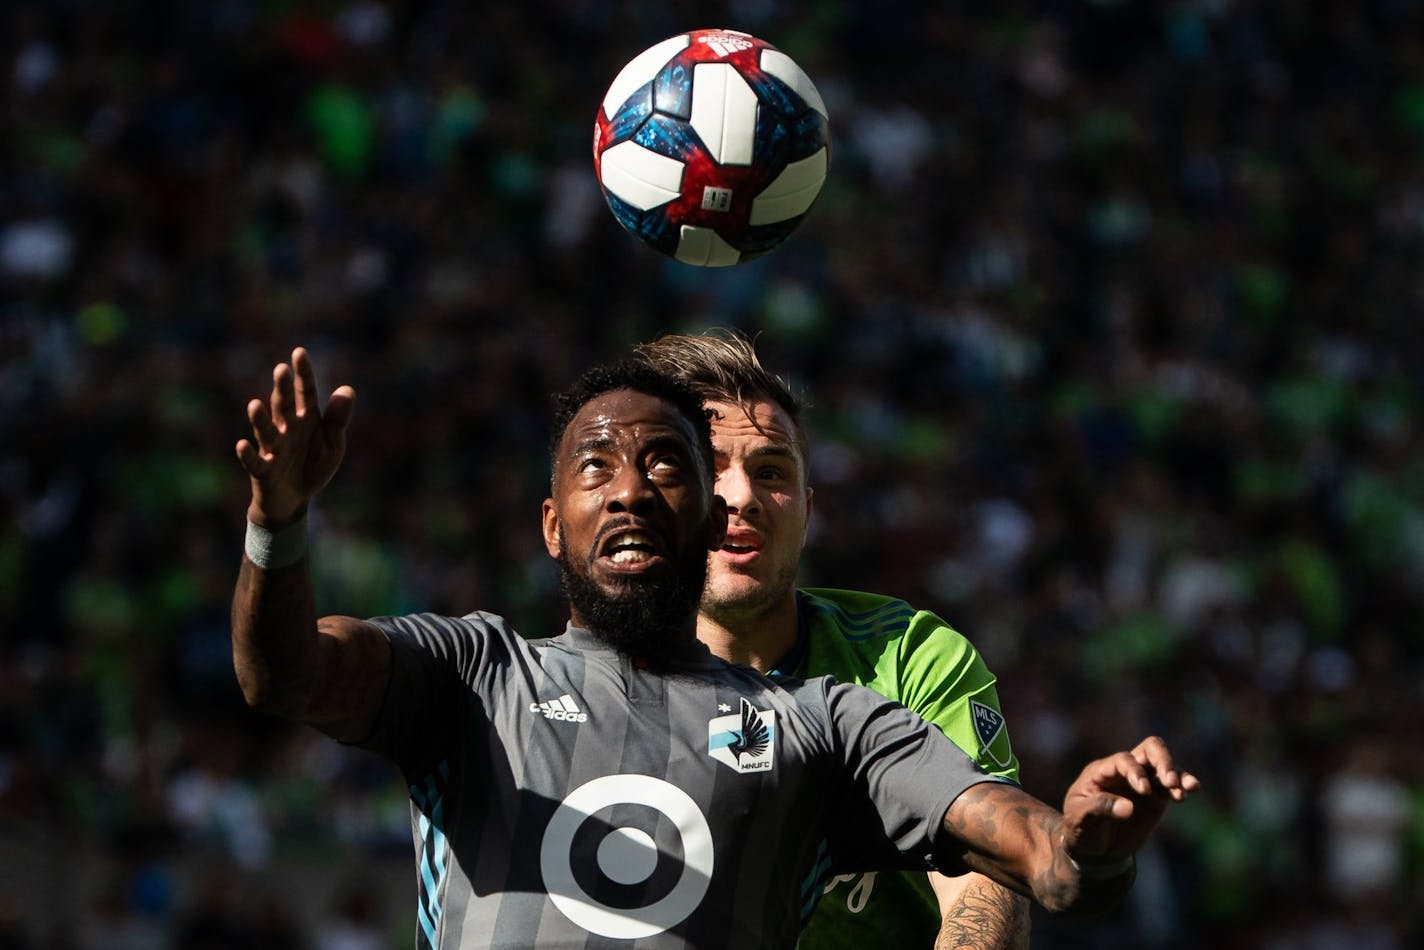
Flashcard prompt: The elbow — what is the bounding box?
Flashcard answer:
[234,668,302,719]
[1034,876,1081,916]
[236,677,280,716]
[1036,862,1136,917]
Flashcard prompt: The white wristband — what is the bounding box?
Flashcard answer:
[244,516,308,569]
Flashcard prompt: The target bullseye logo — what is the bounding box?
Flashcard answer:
[540,774,714,938]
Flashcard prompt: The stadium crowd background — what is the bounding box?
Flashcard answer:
[2,1,1422,947]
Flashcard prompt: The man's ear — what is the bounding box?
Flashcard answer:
[706,494,728,552]
[803,484,814,545]
[541,498,562,558]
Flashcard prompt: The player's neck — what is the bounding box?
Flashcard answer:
[695,593,799,674]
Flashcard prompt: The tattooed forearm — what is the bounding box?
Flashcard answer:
[942,781,1136,916]
[943,783,1047,895]
[934,878,1030,950]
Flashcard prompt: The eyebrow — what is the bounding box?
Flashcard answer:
[569,432,695,459]
[569,435,616,457]
[643,433,697,459]
[718,444,798,462]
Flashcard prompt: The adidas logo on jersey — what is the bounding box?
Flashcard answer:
[530,694,588,723]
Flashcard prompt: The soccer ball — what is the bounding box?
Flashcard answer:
[593,29,830,267]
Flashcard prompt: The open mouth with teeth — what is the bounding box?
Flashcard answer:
[719,531,761,560]
[601,531,662,568]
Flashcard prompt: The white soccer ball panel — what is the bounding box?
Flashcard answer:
[601,34,691,119]
[676,226,741,267]
[689,63,758,166]
[749,148,828,225]
[759,49,829,119]
[600,141,684,210]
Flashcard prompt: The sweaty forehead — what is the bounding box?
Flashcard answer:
[707,399,799,447]
[560,389,698,456]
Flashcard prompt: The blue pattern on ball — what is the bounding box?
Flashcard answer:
[596,32,830,263]
[605,85,654,144]
[745,71,809,119]
[633,114,703,162]
[652,62,694,121]
[634,202,682,257]
[787,111,829,159]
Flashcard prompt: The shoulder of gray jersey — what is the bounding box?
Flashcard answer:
[818,676,1010,875]
[358,611,540,777]
[368,610,525,663]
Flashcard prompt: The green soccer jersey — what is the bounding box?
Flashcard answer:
[777,589,1020,949]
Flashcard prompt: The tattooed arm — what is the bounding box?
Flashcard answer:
[929,871,1030,950]
[938,737,1198,916]
[231,347,390,743]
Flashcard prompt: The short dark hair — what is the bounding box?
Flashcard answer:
[548,357,714,484]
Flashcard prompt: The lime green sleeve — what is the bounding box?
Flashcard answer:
[796,588,1020,784]
[891,610,1020,783]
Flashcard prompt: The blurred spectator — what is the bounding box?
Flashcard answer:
[1,0,1421,945]
[313,878,386,950]
[1321,736,1411,908]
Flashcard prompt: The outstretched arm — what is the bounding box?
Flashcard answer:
[929,871,1029,950]
[940,736,1199,916]
[231,346,389,743]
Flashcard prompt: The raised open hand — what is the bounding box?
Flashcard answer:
[1059,736,1200,866]
[235,347,355,527]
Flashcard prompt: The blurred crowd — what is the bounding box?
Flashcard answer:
[2,1,1422,947]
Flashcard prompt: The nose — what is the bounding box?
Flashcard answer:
[716,463,759,515]
[606,463,656,513]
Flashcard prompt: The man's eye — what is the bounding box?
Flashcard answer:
[756,467,787,481]
[577,457,607,473]
[650,456,683,474]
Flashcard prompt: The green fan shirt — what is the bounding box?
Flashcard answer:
[776,589,1020,949]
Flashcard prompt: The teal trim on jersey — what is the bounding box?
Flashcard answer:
[806,599,917,639]
[799,839,833,922]
[417,810,448,945]
[412,762,450,949]
[785,588,1020,949]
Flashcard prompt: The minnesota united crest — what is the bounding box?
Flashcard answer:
[708,698,776,773]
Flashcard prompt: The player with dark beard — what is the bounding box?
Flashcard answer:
[230,348,1198,949]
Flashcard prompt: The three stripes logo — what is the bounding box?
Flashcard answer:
[531,694,589,723]
[696,31,755,57]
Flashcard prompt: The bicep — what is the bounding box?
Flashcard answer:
[306,614,392,744]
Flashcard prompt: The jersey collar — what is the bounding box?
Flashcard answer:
[560,622,723,670]
[768,590,813,677]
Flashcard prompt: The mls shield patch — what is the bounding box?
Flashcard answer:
[971,700,1005,749]
[708,697,776,773]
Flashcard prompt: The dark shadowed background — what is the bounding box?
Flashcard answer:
[2,1,1421,947]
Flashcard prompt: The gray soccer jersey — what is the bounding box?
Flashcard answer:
[360,612,1004,949]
